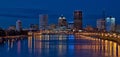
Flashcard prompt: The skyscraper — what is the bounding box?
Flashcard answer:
[74,10,82,30]
[106,17,116,32]
[16,20,22,31]
[97,19,106,31]
[39,14,48,30]
[58,15,67,27]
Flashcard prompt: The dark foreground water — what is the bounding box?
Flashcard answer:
[0,34,120,57]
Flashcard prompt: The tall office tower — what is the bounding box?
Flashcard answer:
[102,10,106,30]
[97,19,106,31]
[58,15,67,27]
[106,17,116,32]
[74,10,82,30]
[16,20,22,31]
[39,14,48,30]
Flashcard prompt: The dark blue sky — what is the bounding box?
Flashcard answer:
[0,0,120,29]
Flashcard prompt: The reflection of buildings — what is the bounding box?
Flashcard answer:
[119,45,120,57]
[97,19,106,31]
[28,35,68,56]
[39,14,48,30]
[74,10,82,30]
[16,20,22,31]
[106,17,116,32]
[28,36,42,53]
[33,34,68,41]
[17,41,21,53]
[28,36,33,51]
[27,35,120,57]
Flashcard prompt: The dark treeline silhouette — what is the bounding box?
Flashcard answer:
[0,28,28,37]
[0,28,6,36]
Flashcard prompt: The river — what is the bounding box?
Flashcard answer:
[0,34,120,57]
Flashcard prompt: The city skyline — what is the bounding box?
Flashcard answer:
[0,0,120,28]
[0,1,120,57]
[0,10,118,29]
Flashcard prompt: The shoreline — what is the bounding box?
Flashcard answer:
[80,34,120,45]
[0,35,27,39]
[97,36,120,44]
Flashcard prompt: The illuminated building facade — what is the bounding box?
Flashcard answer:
[97,19,106,31]
[106,17,116,32]
[16,20,22,31]
[74,10,82,30]
[58,15,67,28]
[39,14,48,30]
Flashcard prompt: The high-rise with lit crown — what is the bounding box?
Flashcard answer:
[74,10,82,30]
[16,20,22,31]
[58,15,67,27]
[106,16,116,32]
[39,14,48,30]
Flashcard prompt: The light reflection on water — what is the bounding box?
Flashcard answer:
[0,34,120,57]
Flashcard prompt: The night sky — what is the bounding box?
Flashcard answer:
[0,0,120,29]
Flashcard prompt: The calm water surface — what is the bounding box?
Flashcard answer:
[0,34,120,57]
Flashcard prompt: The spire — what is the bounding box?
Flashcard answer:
[61,14,64,17]
[58,14,66,19]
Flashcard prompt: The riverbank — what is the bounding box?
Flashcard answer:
[0,35,27,44]
[0,35,27,40]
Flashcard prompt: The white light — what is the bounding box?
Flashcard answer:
[106,17,110,22]
[111,17,115,23]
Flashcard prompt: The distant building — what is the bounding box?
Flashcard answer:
[97,19,106,31]
[49,24,56,30]
[106,17,116,32]
[30,24,39,31]
[39,14,48,30]
[68,21,74,29]
[58,15,67,28]
[84,25,94,32]
[116,25,120,33]
[8,25,16,30]
[16,20,22,31]
[74,10,82,30]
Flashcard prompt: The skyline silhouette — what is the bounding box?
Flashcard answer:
[0,0,119,28]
